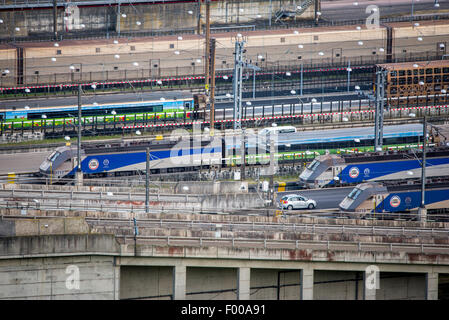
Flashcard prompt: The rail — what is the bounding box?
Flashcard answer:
[116,235,449,255]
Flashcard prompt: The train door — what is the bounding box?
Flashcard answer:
[373,194,384,213]
[437,42,447,58]
[332,166,342,179]
[150,59,161,78]
[332,48,342,64]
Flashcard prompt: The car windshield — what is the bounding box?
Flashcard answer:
[47,151,60,162]
[347,187,363,200]
[281,196,289,201]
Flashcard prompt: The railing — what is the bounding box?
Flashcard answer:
[116,235,449,255]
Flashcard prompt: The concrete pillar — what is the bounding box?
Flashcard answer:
[426,273,438,300]
[363,269,377,300]
[173,265,186,300]
[113,265,120,300]
[300,268,314,300]
[237,267,251,300]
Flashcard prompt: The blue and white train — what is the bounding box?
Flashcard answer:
[299,146,449,188]
[39,138,222,181]
[339,181,449,219]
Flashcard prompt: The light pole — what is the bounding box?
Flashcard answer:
[76,84,83,186]
[418,115,427,222]
[145,147,150,213]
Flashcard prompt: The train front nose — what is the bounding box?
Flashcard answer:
[39,160,51,174]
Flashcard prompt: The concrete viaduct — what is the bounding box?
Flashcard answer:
[1,209,449,300]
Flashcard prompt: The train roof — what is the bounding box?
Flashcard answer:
[275,123,422,145]
[0,91,193,111]
[377,60,449,70]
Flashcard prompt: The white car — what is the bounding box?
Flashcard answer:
[279,194,317,210]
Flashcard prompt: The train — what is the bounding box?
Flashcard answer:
[299,143,449,188]
[39,136,222,181]
[40,123,428,182]
[339,181,449,220]
[0,91,207,122]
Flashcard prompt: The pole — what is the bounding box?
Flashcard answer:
[205,0,211,92]
[53,0,58,40]
[210,38,216,133]
[253,69,256,99]
[76,84,83,186]
[411,0,415,22]
[146,147,150,213]
[269,0,272,27]
[197,0,202,35]
[233,40,245,130]
[347,60,351,93]
[269,137,276,207]
[117,1,121,36]
[419,116,427,221]
[241,129,246,181]
[374,69,386,151]
[300,64,303,96]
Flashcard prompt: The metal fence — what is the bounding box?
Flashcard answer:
[1,12,448,43]
[0,50,446,92]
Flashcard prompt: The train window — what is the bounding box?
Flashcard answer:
[56,50,61,55]
[281,38,285,43]
[434,68,442,74]
[399,70,405,76]
[47,151,60,162]
[426,68,433,74]
[130,46,136,51]
[307,159,320,170]
[347,187,362,200]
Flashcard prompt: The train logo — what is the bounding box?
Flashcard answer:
[349,167,360,179]
[390,195,401,208]
[363,168,370,177]
[103,159,110,168]
[88,159,100,170]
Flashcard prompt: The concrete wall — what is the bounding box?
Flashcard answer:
[0,234,119,257]
[250,268,300,299]
[314,270,363,300]
[0,217,89,237]
[186,267,237,300]
[120,266,173,300]
[377,272,426,300]
[0,255,118,299]
[175,181,249,194]
[0,0,317,37]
